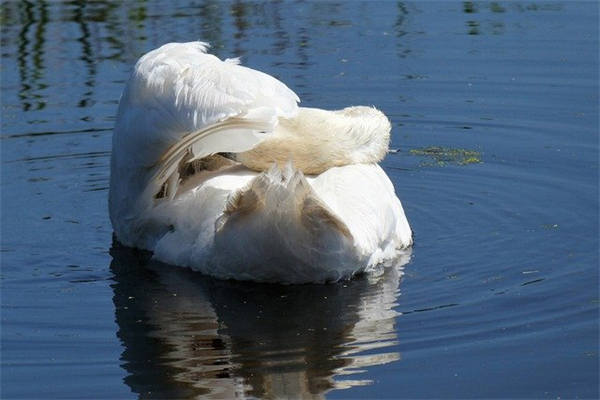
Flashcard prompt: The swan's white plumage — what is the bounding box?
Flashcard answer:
[109,41,299,247]
[109,41,412,283]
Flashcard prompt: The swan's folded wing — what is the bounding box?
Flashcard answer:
[112,41,300,197]
[148,107,278,190]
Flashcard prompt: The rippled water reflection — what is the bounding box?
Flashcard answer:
[1,1,598,399]
[111,241,409,398]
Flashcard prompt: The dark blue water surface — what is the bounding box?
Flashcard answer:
[1,1,598,399]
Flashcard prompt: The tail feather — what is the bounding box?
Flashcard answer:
[215,163,351,239]
[209,164,355,282]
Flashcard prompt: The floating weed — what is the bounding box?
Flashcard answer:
[409,146,483,166]
[482,276,504,284]
[542,223,559,229]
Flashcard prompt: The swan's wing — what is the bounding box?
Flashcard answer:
[112,41,299,196]
[308,164,413,255]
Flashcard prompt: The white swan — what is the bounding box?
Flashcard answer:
[109,41,412,283]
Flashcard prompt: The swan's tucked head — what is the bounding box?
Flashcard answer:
[236,106,392,175]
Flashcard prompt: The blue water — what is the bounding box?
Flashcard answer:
[1,1,598,399]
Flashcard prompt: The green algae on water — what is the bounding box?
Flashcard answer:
[409,146,483,166]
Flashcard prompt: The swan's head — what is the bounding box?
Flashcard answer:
[236,106,392,175]
[333,105,392,161]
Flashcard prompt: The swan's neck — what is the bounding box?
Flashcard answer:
[236,106,391,174]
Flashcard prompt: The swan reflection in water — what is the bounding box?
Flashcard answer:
[110,239,411,399]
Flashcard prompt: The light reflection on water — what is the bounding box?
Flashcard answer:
[110,240,410,398]
[1,1,598,399]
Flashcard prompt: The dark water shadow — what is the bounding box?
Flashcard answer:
[109,239,410,399]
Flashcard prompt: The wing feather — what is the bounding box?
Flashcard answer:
[128,41,298,134]
[113,41,300,199]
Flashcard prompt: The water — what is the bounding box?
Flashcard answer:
[1,1,598,398]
